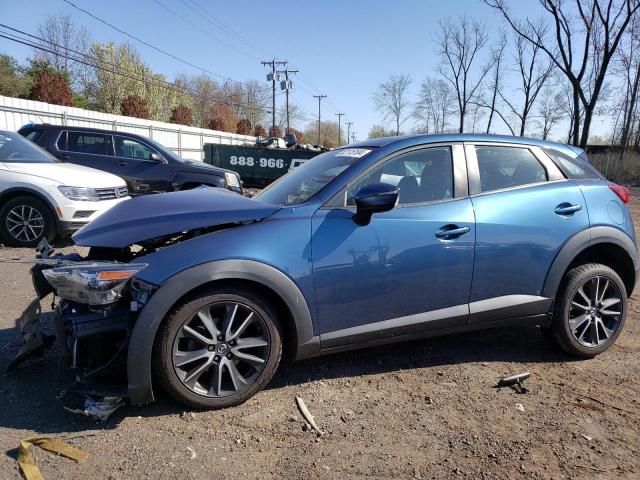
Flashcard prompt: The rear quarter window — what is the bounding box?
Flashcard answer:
[18,127,46,143]
[545,148,604,180]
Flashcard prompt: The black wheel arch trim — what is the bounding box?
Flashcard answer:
[127,259,319,405]
[542,226,639,299]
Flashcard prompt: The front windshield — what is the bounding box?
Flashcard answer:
[255,148,373,206]
[0,131,58,163]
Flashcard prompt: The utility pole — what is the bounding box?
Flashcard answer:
[351,131,357,144]
[335,113,344,147]
[346,121,353,144]
[313,94,327,145]
[277,68,298,134]
[261,59,287,131]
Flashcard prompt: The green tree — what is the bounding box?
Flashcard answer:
[0,54,30,97]
[91,41,190,121]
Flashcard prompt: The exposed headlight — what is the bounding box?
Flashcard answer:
[224,172,241,188]
[43,262,148,305]
[58,186,100,201]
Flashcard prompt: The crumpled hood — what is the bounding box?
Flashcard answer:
[72,187,280,248]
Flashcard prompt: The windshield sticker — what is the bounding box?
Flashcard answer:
[335,148,371,158]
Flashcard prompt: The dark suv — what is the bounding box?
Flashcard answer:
[19,124,243,196]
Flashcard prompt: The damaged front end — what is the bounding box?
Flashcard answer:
[8,240,158,401]
[8,187,281,405]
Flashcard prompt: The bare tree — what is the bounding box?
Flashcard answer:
[486,0,640,148]
[34,15,89,86]
[616,13,640,161]
[537,86,565,139]
[499,34,555,136]
[372,73,412,135]
[435,16,492,133]
[414,77,454,133]
[485,32,508,133]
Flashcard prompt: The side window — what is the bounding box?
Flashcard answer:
[544,148,604,180]
[19,128,46,143]
[114,136,156,160]
[56,131,67,150]
[67,132,109,156]
[347,147,453,206]
[475,146,547,193]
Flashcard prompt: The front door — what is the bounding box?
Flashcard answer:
[311,145,475,347]
[111,135,172,195]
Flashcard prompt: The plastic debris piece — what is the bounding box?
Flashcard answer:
[64,396,125,421]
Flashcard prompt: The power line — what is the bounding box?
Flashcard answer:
[179,0,273,58]
[151,0,260,61]
[60,0,257,89]
[313,95,327,145]
[278,68,298,134]
[261,59,287,131]
[0,25,274,116]
[346,121,353,144]
[335,113,344,147]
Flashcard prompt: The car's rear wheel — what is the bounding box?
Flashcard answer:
[550,263,627,358]
[153,287,282,409]
[0,195,55,247]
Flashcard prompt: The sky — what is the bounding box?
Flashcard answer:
[0,0,612,141]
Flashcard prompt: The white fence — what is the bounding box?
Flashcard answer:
[0,95,256,161]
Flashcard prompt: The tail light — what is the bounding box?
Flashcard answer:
[609,184,630,204]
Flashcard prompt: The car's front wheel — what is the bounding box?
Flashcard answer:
[153,287,282,409]
[0,195,55,247]
[550,263,627,358]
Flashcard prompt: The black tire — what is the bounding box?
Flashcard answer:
[550,263,627,358]
[153,287,283,409]
[0,195,56,247]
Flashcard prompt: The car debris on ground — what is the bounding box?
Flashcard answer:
[17,436,87,480]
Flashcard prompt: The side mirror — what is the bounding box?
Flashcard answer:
[149,152,166,163]
[352,182,399,226]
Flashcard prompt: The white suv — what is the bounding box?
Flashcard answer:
[0,130,129,247]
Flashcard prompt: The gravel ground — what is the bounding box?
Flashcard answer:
[1,194,639,480]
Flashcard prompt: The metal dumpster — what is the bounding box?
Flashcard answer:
[204,143,322,188]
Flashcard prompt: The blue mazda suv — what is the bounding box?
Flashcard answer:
[20,134,638,409]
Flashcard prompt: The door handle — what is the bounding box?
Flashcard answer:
[435,225,470,240]
[114,161,128,167]
[554,203,582,216]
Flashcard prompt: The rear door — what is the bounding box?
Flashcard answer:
[466,143,589,322]
[111,135,172,194]
[58,130,114,172]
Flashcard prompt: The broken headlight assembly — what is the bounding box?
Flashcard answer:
[42,262,148,305]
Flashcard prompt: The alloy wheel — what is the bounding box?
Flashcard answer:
[568,275,623,348]
[5,204,45,242]
[172,301,270,397]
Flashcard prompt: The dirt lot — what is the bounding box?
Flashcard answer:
[1,196,640,480]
